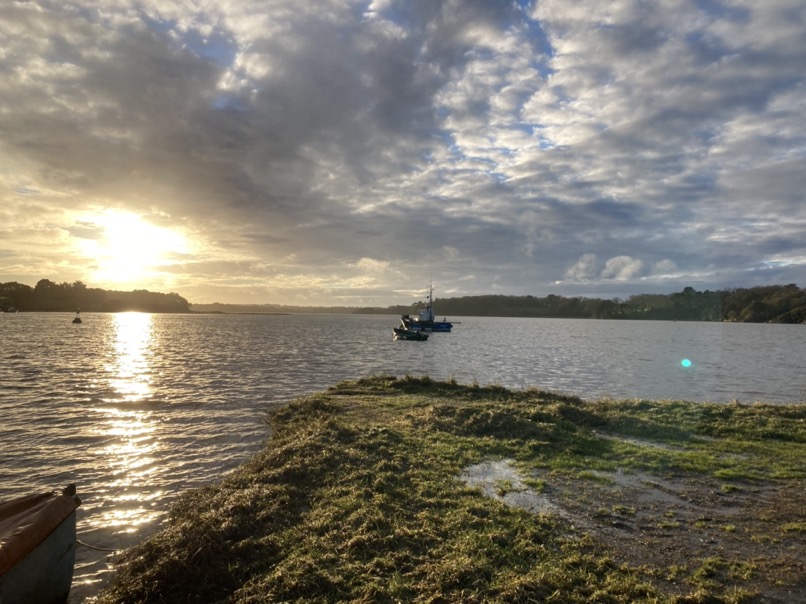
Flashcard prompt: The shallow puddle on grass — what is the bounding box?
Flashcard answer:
[460,459,577,523]
[460,457,806,600]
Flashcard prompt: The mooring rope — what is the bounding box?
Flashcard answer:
[77,538,118,552]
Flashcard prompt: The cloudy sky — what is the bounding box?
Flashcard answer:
[1,0,804,306]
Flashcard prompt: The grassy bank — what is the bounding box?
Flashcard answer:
[98,376,806,603]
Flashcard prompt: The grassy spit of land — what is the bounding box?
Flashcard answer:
[97,376,806,604]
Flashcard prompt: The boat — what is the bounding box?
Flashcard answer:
[72,309,81,324]
[393,326,429,341]
[0,485,82,604]
[401,284,453,332]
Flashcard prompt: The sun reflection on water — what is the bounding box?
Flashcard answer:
[105,312,153,402]
[94,312,163,532]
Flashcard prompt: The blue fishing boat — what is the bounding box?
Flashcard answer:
[0,485,81,604]
[401,284,453,332]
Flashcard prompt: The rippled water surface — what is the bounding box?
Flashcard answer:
[1,312,804,601]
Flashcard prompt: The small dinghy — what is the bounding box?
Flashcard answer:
[393,326,429,341]
[0,485,81,604]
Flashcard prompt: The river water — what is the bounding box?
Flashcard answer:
[1,312,804,601]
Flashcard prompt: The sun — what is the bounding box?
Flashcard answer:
[77,209,191,285]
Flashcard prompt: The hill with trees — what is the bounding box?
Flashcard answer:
[413,284,806,323]
[192,285,806,323]
[2,280,804,323]
[0,279,190,313]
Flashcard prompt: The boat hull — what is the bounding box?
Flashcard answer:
[400,317,453,332]
[393,327,429,341]
[0,487,81,604]
[1,513,77,604]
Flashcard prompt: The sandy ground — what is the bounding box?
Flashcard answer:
[461,459,806,602]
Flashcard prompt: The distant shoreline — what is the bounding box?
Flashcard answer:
[5,308,806,325]
[3,281,805,322]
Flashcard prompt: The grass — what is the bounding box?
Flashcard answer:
[97,375,806,603]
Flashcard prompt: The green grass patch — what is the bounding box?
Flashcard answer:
[97,376,806,603]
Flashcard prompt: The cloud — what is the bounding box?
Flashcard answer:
[0,0,804,304]
[566,253,645,283]
[353,257,391,273]
[565,253,598,281]
[601,255,644,281]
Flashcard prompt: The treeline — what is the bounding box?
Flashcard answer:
[618,285,806,323]
[365,284,806,323]
[356,284,806,323]
[3,280,804,322]
[0,279,190,313]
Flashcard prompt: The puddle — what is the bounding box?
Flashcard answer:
[459,459,806,600]
[460,459,574,522]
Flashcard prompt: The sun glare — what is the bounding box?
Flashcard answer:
[78,209,190,284]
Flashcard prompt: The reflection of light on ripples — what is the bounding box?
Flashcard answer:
[97,505,162,532]
[94,312,163,533]
[98,408,158,484]
[106,312,153,401]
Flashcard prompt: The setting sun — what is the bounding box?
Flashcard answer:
[77,209,190,284]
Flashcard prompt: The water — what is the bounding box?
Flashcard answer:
[1,312,804,601]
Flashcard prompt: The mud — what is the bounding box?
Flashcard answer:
[461,459,806,602]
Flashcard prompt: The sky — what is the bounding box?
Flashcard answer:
[1,0,805,306]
